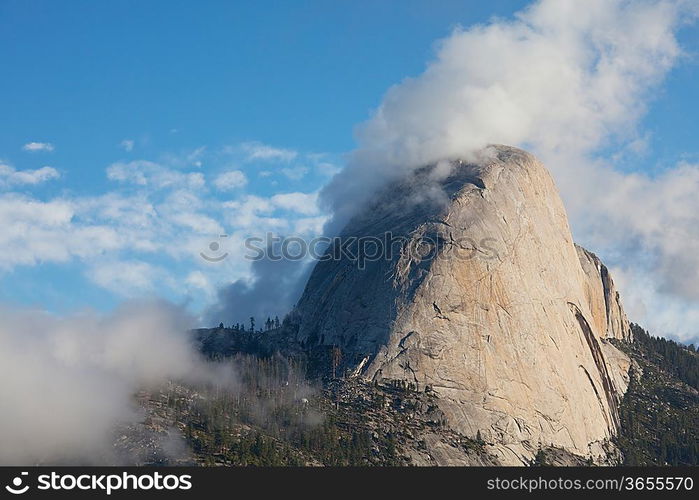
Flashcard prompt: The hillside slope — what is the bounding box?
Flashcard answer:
[614,325,699,465]
[126,325,698,466]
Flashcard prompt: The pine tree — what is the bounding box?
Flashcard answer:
[533,447,547,466]
[331,346,342,379]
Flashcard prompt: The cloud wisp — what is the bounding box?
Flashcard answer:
[22,142,54,153]
[120,139,135,152]
[106,160,205,190]
[240,141,298,162]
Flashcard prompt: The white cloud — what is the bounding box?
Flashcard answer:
[214,170,248,190]
[222,191,322,230]
[240,141,297,162]
[87,260,172,297]
[167,211,224,235]
[329,0,687,214]
[226,191,322,232]
[0,194,123,269]
[120,139,135,152]
[155,189,226,238]
[0,194,74,226]
[316,162,341,177]
[0,163,60,187]
[185,270,215,298]
[0,301,229,464]
[270,192,319,215]
[293,215,328,235]
[156,147,208,170]
[0,190,194,271]
[186,146,206,167]
[106,160,205,190]
[580,162,699,304]
[78,192,157,229]
[613,265,699,344]
[22,142,54,152]
[0,157,325,311]
[280,165,308,180]
[223,195,281,229]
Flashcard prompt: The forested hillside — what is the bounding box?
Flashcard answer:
[125,324,698,466]
[615,325,699,465]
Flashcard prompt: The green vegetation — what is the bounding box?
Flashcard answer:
[615,325,699,465]
[149,354,403,466]
[154,323,698,466]
[630,324,699,390]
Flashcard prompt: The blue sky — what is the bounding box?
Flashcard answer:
[1,0,699,340]
[1,1,533,159]
[0,1,530,314]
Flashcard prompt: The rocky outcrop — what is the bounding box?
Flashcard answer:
[576,245,632,342]
[290,145,632,465]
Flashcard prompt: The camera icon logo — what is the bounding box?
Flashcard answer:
[5,472,29,495]
[200,234,229,262]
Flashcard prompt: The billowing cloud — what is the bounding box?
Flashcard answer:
[319,0,699,343]
[325,0,689,220]
[0,301,233,464]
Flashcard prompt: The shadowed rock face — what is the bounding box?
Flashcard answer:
[291,145,632,464]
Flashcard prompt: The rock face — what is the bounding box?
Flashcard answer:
[290,145,632,464]
[576,245,632,342]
